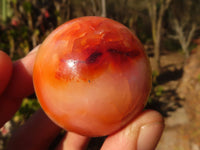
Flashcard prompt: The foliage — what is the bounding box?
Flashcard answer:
[168,0,200,57]
[13,98,40,124]
[154,86,164,96]
[0,0,61,59]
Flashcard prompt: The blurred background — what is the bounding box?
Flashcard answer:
[0,0,200,149]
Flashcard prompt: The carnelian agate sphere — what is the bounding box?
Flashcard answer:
[33,16,152,137]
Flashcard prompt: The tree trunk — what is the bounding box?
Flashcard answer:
[172,19,197,58]
[154,37,161,72]
[148,0,171,73]
[101,0,106,17]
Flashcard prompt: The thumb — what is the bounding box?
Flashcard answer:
[101,110,164,150]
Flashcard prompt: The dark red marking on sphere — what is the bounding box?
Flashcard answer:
[107,49,140,58]
[55,46,142,82]
[86,51,103,64]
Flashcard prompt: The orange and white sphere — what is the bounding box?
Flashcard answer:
[33,16,152,137]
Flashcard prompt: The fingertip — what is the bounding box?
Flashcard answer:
[131,110,165,150]
[136,110,164,150]
[101,110,164,150]
[0,50,13,95]
[137,122,164,150]
[136,110,164,125]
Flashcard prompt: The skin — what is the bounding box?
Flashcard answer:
[0,46,164,150]
[0,51,12,95]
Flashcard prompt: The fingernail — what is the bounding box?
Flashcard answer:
[137,122,164,150]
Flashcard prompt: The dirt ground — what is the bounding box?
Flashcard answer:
[151,48,200,150]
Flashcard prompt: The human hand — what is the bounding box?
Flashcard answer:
[0,46,164,150]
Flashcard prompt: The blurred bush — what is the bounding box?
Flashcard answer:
[0,0,66,60]
[13,98,40,124]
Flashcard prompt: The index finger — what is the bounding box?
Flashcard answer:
[0,46,39,127]
[0,50,13,95]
